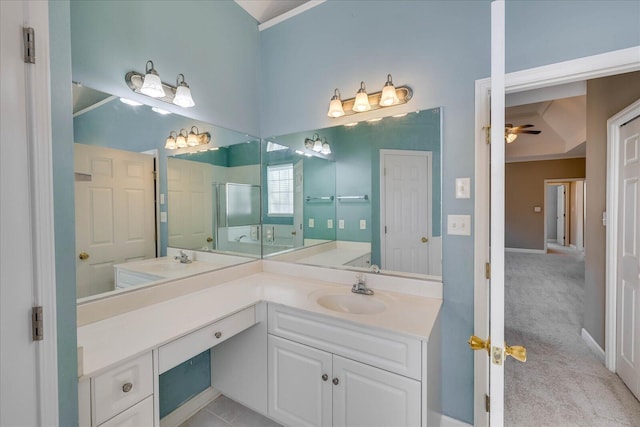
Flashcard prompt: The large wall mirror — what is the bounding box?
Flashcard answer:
[73,84,260,300]
[263,108,442,280]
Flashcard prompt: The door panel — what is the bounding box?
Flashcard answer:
[75,144,155,298]
[268,335,332,427]
[617,115,640,399]
[332,355,420,427]
[556,185,565,246]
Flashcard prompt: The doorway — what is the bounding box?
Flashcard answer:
[544,179,585,253]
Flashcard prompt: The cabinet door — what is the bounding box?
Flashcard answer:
[333,355,421,427]
[268,335,332,427]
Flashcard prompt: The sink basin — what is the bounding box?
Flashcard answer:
[316,293,387,315]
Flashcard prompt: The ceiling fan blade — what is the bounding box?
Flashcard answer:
[506,123,513,128]
[516,130,541,134]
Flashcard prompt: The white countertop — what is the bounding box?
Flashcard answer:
[77,270,441,379]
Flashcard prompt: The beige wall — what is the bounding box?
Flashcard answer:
[505,159,586,250]
[584,71,640,348]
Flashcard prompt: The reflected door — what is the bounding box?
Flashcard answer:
[617,114,640,400]
[75,144,156,298]
[380,150,432,274]
[293,160,304,247]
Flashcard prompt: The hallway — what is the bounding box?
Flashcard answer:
[504,248,640,426]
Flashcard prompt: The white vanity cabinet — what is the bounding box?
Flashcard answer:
[267,304,427,427]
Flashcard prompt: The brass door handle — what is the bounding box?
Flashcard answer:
[79,252,90,261]
[469,335,526,363]
[505,344,527,362]
[206,237,213,243]
[421,237,428,243]
[291,231,297,235]
[468,335,490,353]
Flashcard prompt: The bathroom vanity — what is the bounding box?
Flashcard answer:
[77,261,441,427]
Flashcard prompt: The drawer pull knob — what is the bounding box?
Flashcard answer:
[122,382,133,393]
[332,378,339,385]
[214,331,222,339]
[322,374,328,381]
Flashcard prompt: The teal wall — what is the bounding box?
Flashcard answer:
[303,157,337,241]
[49,2,78,425]
[159,350,211,418]
[258,1,640,423]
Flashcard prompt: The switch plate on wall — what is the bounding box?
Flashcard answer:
[447,214,471,236]
[455,177,471,199]
[339,219,345,229]
[360,220,366,230]
[160,212,167,223]
[160,193,165,205]
[309,218,315,228]
[327,219,333,229]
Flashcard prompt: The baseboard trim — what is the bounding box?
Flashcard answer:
[505,247,546,254]
[160,387,219,427]
[439,414,473,427]
[581,328,606,363]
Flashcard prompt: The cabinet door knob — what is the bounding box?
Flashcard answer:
[332,378,339,385]
[214,331,222,339]
[322,374,328,381]
[122,382,133,393]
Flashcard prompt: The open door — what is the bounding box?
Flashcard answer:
[469,3,527,425]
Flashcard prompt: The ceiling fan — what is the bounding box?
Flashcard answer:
[505,123,541,143]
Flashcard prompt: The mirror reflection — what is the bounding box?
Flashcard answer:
[73,84,259,300]
[264,108,442,279]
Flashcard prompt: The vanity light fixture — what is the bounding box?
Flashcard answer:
[176,129,188,149]
[164,127,211,151]
[165,131,178,150]
[320,139,331,155]
[327,74,412,118]
[187,126,200,146]
[125,60,196,108]
[140,61,165,98]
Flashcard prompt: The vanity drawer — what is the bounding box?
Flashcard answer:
[158,306,256,374]
[99,395,153,427]
[92,352,153,426]
[268,304,421,380]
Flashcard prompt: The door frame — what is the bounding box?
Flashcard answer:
[474,46,640,424]
[379,149,433,272]
[606,98,640,371]
[543,179,585,252]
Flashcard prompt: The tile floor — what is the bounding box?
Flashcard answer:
[180,395,282,427]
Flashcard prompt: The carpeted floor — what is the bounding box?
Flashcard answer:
[504,246,640,426]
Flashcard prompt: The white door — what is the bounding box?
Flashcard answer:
[268,335,332,427]
[1,1,58,424]
[167,157,213,251]
[75,144,156,298]
[616,114,640,400]
[332,355,420,427]
[556,185,566,246]
[293,160,304,247]
[380,150,432,274]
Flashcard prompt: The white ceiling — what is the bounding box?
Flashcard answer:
[234,0,311,24]
[505,95,586,163]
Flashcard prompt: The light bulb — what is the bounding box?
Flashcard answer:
[313,137,323,152]
[164,131,177,150]
[353,81,371,112]
[140,61,165,98]
[505,133,518,143]
[187,127,200,146]
[380,74,399,106]
[176,130,188,148]
[321,142,331,155]
[173,74,195,107]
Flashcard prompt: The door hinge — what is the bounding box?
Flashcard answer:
[23,27,36,64]
[384,225,387,234]
[32,306,43,341]
[152,170,158,180]
[485,262,491,279]
[484,125,491,144]
[485,394,490,412]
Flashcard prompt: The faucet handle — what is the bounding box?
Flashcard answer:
[355,273,364,284]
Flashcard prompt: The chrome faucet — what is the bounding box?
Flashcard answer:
[352,274,374,296]
[174,250,192,264]
[235,235,247,242]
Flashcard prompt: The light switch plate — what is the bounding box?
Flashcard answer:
[533,206,542,213]
[360,219,366,230]
[447,214,471,236]
[327,219,333,229]
[455,177,471,199]
[309,218,315,228]
[339,219,345,229]
[160,212,167,223]
[160,193,165,205]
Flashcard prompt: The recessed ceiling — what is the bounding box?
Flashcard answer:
[235,0,311,24]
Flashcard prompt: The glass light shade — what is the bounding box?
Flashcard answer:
[164,136,177,150]
[176,133,187,148]
[140,72,165,98]
[353,91,371,112]
[505,133,518,143]
[328,98,345,118]
[174,85,195,108]
[313,138,323,152]
[187,131,199,146]
[380,85,399,106]
[321,143,331,155]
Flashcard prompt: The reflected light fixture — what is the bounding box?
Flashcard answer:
[344,122,359,127]
[320,138,331,155]
[327,89,345,117]
[175,129,188,148]
[152,107,171,115]
[380,74,400,106]
[312,134,323,152]
[165,131,178,150]
[173,74,195,108]
[140,60,165,98]
[353,82,371,112]
[187,126,200,146]
[327,74,412,118]
[120,97,143,106]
